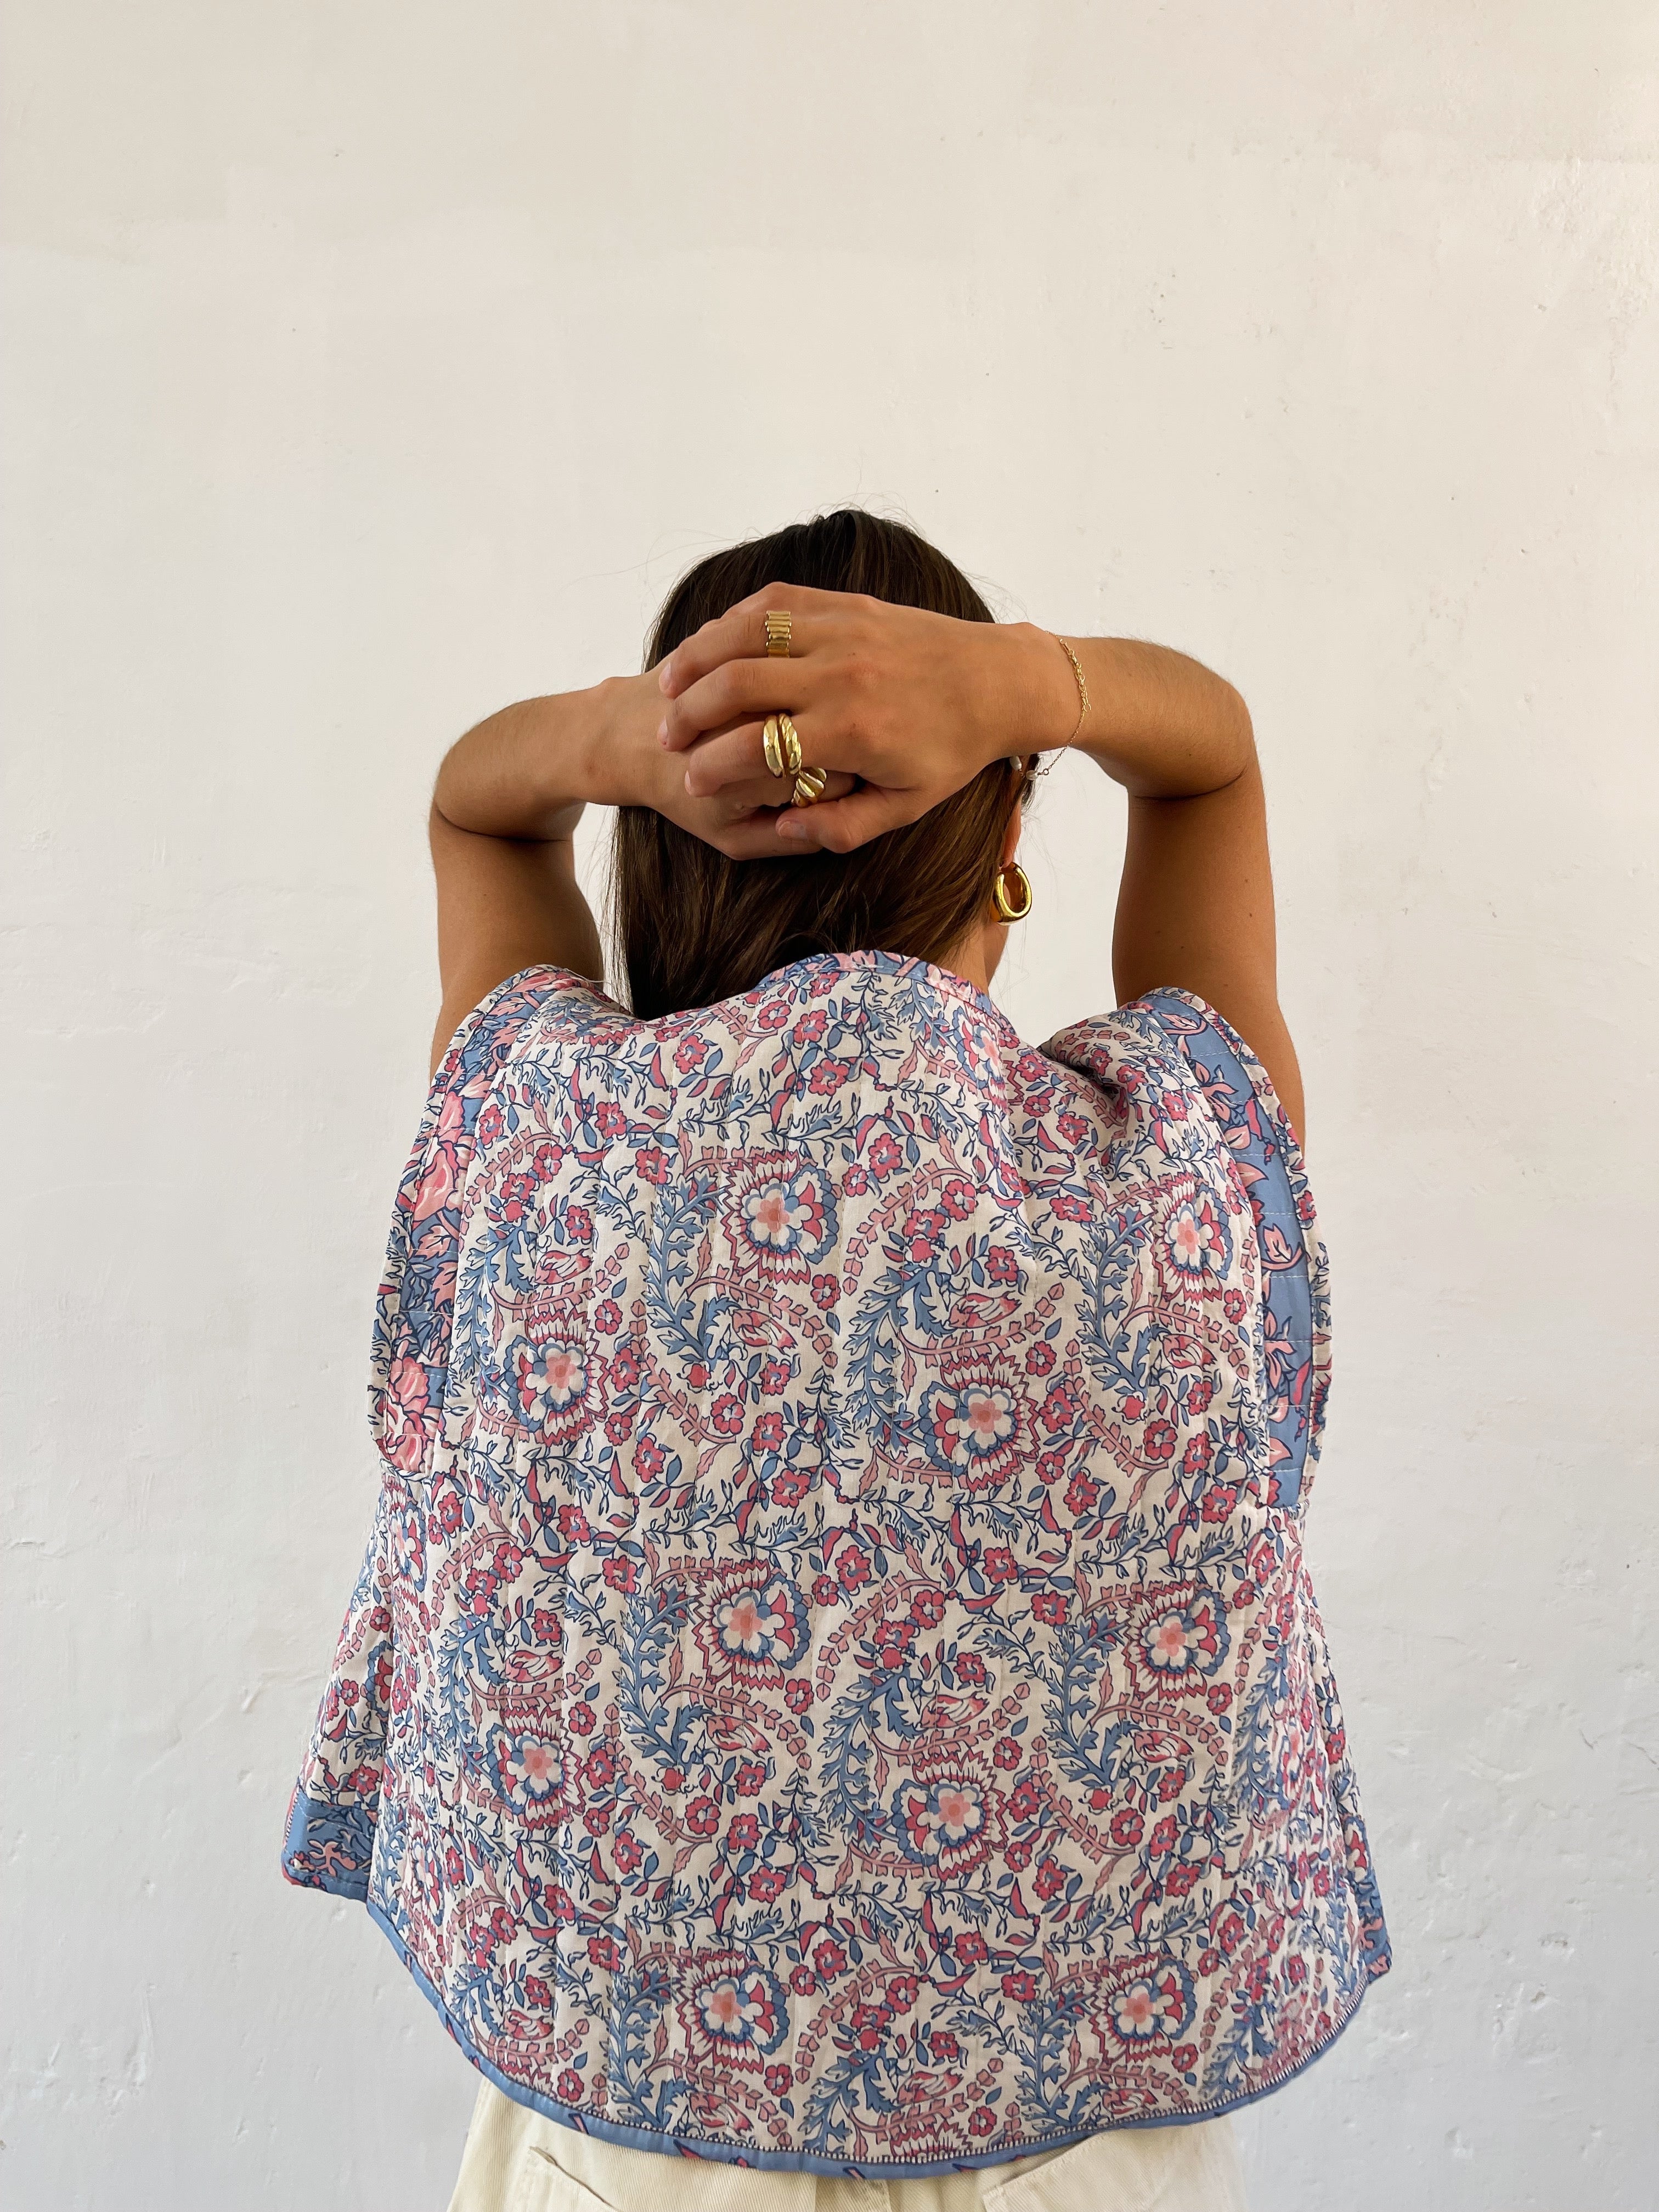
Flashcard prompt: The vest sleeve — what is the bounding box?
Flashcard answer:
[1134,990,1331,1515]
[366,964,617,1479]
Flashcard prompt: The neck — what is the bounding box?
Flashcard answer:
[935,921,1002,996]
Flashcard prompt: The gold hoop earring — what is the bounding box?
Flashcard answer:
[991,861,1034,924]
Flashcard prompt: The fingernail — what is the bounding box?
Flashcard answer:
[657,721,669,747]
[657,664,673,694]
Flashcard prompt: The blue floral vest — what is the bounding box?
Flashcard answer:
[284,951,1389,2172]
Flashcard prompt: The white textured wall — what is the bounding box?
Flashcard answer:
[4,5,1656,2207]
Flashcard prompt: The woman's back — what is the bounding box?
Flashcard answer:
[284,947,1386,2172]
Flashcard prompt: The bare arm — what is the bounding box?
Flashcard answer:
[425,682,630,1076]
[426,671,854,1075]
[1060,639,1303,1141]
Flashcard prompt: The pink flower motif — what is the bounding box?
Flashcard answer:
[635,1435,667,1481]
[381,1357,430,1470]
[675,1953,788,2072]
[692,1562,810,1684]
[1064,1472,1099,1515]
[410,1113,462,1222]
[867,1133,903,1178]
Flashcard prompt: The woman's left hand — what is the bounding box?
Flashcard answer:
[655,584,1074,853]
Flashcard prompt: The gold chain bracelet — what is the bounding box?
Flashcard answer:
[1055,634,1090,743]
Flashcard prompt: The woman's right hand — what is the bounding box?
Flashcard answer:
[654,586,1076,853]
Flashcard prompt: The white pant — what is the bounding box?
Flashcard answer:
[448,2080,1249,2212]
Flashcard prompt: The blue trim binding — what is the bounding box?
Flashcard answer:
[281,1787,374,1903]
[1141,991,1321,1513]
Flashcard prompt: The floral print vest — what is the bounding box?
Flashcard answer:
[283,951,1389,2173]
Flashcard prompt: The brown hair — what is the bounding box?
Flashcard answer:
[613,509,1037,1018]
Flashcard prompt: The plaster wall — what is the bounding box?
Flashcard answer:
[3,4,1656,2205]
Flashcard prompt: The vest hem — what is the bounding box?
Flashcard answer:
[359,1892,1380,2177]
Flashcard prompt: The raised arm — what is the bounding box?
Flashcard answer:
[655,587,1303,1136]
[1059,638,1302,1141]
[426,669,854,1074]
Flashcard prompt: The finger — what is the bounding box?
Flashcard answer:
[697,778,858,861]
[682,720,830,798]
[681,721,769,796]
[656,580,850,699]
[701,768,856,812]
[659,658,818,753]
[774,785,906,854]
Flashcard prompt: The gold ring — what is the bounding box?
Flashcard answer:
[762,716,786,780]
[777,712,803,775]
[791,766,827,806]
[764,610,792,657]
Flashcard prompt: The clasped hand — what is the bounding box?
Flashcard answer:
[648,585,1071,858]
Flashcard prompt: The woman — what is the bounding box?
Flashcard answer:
[283,511,1389,2212]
